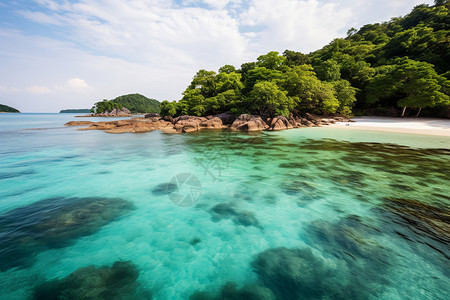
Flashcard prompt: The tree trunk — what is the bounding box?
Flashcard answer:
[401,106,407,118]
[415,107,422,118]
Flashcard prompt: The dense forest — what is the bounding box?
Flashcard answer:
[92,93,161,114]
[161,1,449,118]
[60,109,90,113]
[0,104,20,113]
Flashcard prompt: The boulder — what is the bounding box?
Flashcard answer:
[144,113,160,118]
[231,114,268,132]
[214,112,236,125]
[268,116,293,131]
[173,116,207,133]
[163,115,173,122]
[200,117,224,129]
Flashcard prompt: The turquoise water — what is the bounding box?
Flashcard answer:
[0,113,449,299]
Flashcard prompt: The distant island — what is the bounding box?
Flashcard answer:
[0,104,20,113]
[91,93,161,115]
[60,109,91,113]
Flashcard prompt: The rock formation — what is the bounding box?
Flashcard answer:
[66,113,348,134]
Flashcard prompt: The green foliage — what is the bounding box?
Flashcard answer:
[366,58,450,110]
[92,94,161,114]
[0,104,20,113]
[256,51,286,69]
[247,81,294,117]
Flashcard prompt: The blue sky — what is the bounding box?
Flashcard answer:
[0,0,434,112]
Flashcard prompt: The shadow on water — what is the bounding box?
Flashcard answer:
[0,197,135,271]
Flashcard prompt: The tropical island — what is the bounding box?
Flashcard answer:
[83,93,161,116]
[0,104,20,113]
[68,1,449,134]
[60,109,91,113]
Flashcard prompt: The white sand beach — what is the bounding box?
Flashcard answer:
[327,116,450,137]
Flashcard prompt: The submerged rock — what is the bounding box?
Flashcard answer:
[32,261,147,300]
[151,182,178,195]
[0,197,134,271]
[210,203,262,228]
[190,282,275,300]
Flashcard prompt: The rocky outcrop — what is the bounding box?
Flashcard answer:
[268,116,293,131]
[67,113,348,134]
[64,121,95,126]
[144,113,160,118]
[231,114,269,131]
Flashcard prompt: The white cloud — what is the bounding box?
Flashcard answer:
[0,85,19,93]
[68,78,89,89]
[27,85,51,94]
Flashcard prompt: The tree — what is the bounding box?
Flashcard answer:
[283,50,310,66]
[160,100,178,116]
[315,59,341,82]
[281,65,339,114]
[256,51,286,69]
[219,65,236,74]
[247,81,294,117]
[189,70,217,98]
[332,80,358,115]
[180,89,205,116]
[366,58,450,117]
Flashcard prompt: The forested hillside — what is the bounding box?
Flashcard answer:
[92,94,161,114]
[162,1,449,118]
[0,104,20,113]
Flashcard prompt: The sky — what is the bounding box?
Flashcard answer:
[0,0,434,112]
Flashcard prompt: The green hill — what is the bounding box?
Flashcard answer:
[92,94,161,114]
[60,109,91,113]
[0,104,20,113]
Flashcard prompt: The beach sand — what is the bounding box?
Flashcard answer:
[327,116,450,137]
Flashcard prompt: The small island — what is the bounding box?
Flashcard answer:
[81,93,161,117]
[60,109,91,113]
[0,104,20,113]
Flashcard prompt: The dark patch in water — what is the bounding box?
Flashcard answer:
[96,170,111,175]
[281,180,317,196]
[210,203,262,229]
[32,261,149,300]
[190,282,275,300]
[375,197,450,275]
[251,247,376,300]
[151,182,178,195]
[190,237,201,246]
[0,197,134,271]
[0,169,36,180]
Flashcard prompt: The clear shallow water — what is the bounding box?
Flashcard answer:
[0,114,449,299]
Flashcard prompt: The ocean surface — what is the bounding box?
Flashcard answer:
[0,113,449,299]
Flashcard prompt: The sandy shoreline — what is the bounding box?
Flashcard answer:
[327,116,450,137]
